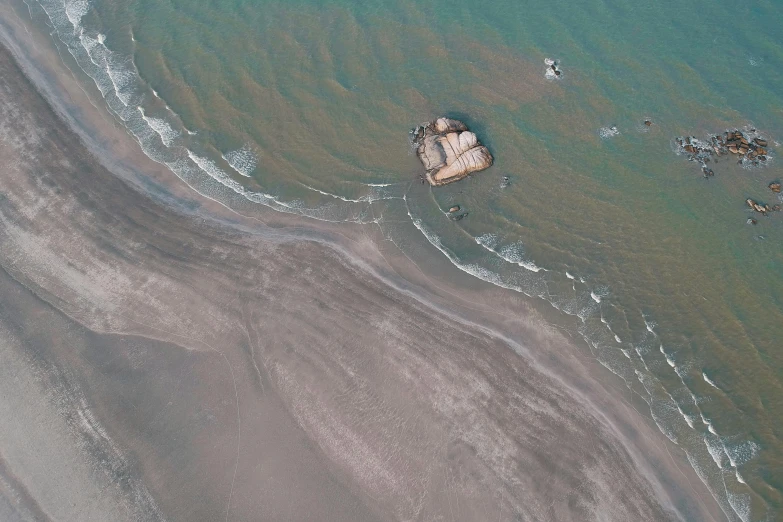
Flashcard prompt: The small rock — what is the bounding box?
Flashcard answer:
[702,166,714,177]
[644,120,652,126]
[769,182,781,193]
[453,212,468,221]
[448,205,460,213]
[747,218,757,225]
[754,138,768,147]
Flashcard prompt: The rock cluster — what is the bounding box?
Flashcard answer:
[747,199,781,215]
[676,130,770,176]
[411,117,494,187]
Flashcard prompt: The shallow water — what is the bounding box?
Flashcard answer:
[18,0,783,519]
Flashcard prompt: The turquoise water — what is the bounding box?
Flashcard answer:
[18,0,783,519]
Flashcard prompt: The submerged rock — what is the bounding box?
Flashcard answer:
[412,117,494,186]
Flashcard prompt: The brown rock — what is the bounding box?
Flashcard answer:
[448,205,461,213]
[728,145,740,154]
[644,120,652,126]
[414,117,494,186]
[770,182,781,193]
[754,138,768,147]
[747,198,768,213]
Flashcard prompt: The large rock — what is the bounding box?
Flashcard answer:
[413,117,493,186]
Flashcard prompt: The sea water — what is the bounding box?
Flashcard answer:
[16,0,783,519]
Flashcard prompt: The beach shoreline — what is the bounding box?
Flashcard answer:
[0,3,728,520]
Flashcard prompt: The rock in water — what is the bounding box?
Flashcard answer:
[412,117,494,186]
[448,205,461,213]
[770,182,781,193]
[747,198,770,214]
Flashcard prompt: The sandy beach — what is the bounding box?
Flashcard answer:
[0,4,730,521]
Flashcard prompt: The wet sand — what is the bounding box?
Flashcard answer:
[0,6,727,521]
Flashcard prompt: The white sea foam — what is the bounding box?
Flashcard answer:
[565,271,575,279]
[644,319,656,334]
[726,490,752,522]
[302,184,364,203]
[614,334,621,343]
[137,107,179,146]
[702,415,718,435]
[723,440,760,469]
[678,406,695,429]
[475,234,544,272]
[590,291,601,303]
[660,345,676,368]
[705,435,728,469]
[703,372,720,390]
[223,145,258,177]
[599,125,620,139]
[64,0,89,32]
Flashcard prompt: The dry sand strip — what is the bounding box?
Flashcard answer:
[0,22,726,522]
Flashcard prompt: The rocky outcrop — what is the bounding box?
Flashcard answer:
[747,198,771,214]
[675,129,771,172]
[412,117,494,186]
